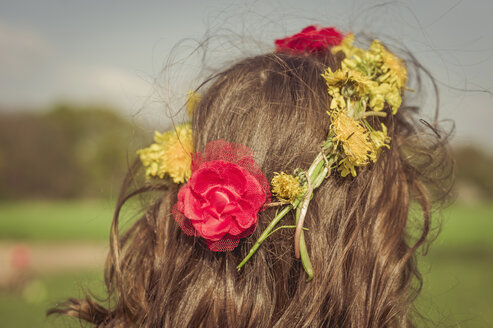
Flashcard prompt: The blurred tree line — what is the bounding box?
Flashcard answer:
[453,146,493,202]
[0,104,150,199]
[0,104,492,201]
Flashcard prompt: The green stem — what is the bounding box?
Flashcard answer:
[360,111,387,118]
[296,205,314,282]
[296,154,334,281]
[313,166,329,189]
[264,225,308,239]
[237,201,298,271]
[237,148,334,279]
[294,176,313,259]
[293,153,328,281]
[294,156,324,258]
[307,153,323,176]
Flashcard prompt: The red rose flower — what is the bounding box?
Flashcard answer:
[275,25,344,55]
[173,140,270,251]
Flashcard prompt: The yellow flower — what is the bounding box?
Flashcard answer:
[342,46,380,78]
[330,91,346,110]
[331,34,361,58]
[323,67,375,94]
[137,123,193,183]
[385,86,402,114]
[369,92,386,112]
[338,157,357,177]
[322,67,376,110]
[369,83,402,113]
[369,83,391,111]
[186,91,201,118]
[323,37,406,178]
[377,42,407,90]
[271,172,304,203]
[369,123,391,161]
[330,110,377,176]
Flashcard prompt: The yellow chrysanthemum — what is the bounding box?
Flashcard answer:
[369,83,402,113]
[385,87,402,114]
[342,44,381,79]
[331,38,406,115]
[324,37,407,178]
[331,34,362,58]
[137,123,193,183]
[369,123,391,162]
[271,172,304,203]
[338,157,357,178]
[329,90,346,110]
[375,41,408,90]
[186,91,201,118]
[322,67,375,94]
[322,68,376,110]
[330,111,377,177]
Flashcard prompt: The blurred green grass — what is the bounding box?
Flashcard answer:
[434,204,493,249]
[416,203,493,327]
[0,200,114,241]
[0,270,104,328]
[0,201,491,327]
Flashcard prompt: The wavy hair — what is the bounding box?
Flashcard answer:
[49,48,453,327]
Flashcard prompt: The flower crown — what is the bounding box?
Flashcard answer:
[137,26,408,281]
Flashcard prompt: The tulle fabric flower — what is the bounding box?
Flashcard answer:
[275,25,344,55]
[172,140,270,251]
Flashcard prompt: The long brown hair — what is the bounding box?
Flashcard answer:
[49,48,453,327]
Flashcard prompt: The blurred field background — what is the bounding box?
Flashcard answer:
[1,0,493,327]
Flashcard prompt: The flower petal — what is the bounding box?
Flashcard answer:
[192,216,231,241]
[190,166,222,194]
[183,188,207,222]
[205,186,234,214]
[241,173,266,210]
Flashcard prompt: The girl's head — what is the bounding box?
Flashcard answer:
[50,27,452,327]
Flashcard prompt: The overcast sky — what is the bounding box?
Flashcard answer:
[1,0,492,151]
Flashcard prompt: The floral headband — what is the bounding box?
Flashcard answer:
[137,26,408,281]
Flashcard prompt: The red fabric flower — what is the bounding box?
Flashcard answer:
[275,25,344,55]
[173,140,270,251]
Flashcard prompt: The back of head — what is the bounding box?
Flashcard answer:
[50,28,453,328]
